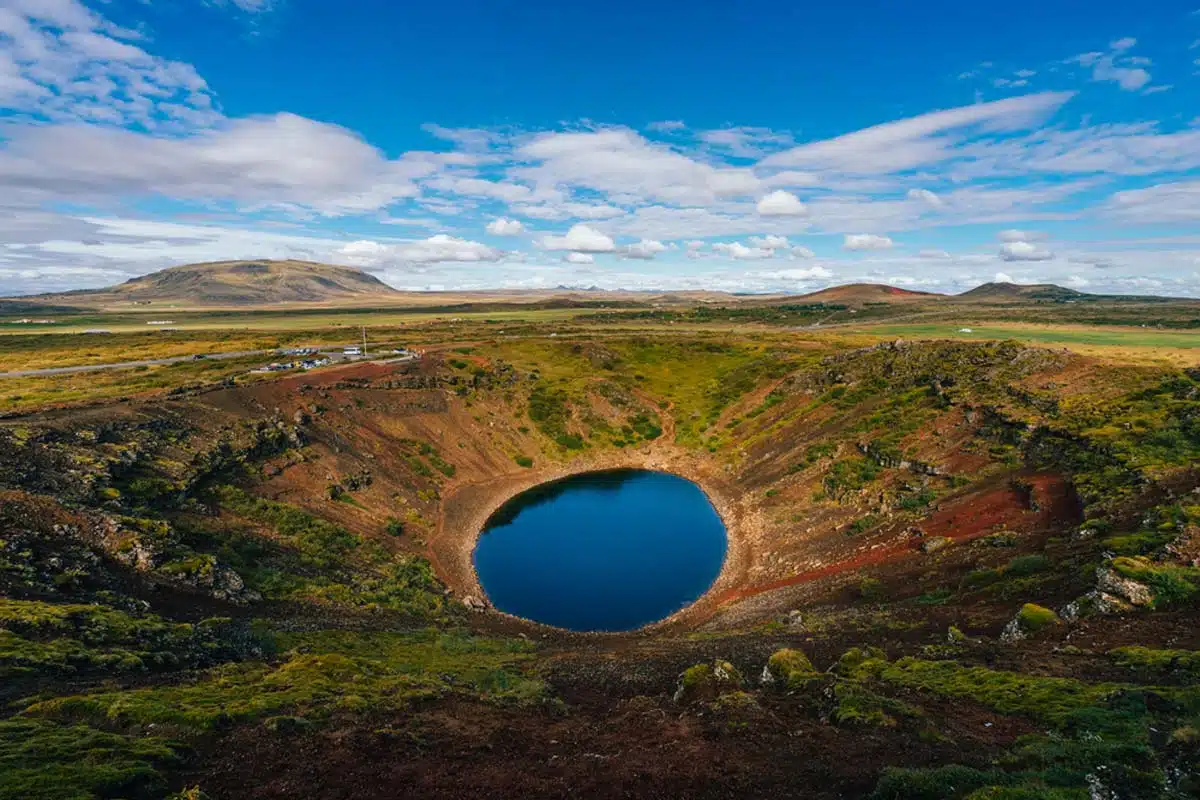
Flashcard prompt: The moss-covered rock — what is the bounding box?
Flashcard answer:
[673,659,743,704]
[1001,603,1060,642]
[761,648,818,689]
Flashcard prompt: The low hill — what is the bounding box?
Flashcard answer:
[956,282,1087,303]
[792,283,943,305]
[39,260,403,307]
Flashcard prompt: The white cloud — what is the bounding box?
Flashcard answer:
[844,233,894,251]
[1073,40,1152,91]
[0,113,444,214]
[485,217,524,236]
[762,170,821,188]
[699,126,794,158]
[338,234,503,266]
[919,248,950,259]
[515,127,760,205]
[758,266,834,281]
[756,189,807,216]
[510,202,624,221]
[761,92,1073,174]
[997,229,1048,242]
[622,239,668,260]
[0,1,219,128]
[907,188,945,208]
[1000,240,1054,261]
[790,245,815,258]
[564,252,594,264]
[712,241,775,259]
[1105,181,1200,223]
[995,272,1015,283]
[748,234,790,249]
[540,223,616,253]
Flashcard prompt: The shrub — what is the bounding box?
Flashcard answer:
[1005,554,1051,577]
[384,518,404,538]
[513,455,533,468]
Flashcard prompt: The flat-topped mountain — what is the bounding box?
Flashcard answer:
[792,283,943,305]
[956,282,1087,303]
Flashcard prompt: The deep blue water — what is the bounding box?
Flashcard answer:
[473,470,727,632]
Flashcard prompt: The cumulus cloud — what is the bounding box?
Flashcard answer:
[995,272,1015,283]
[540,223,616,253]
[564,252,594,264]
[756,189,807,216]
[919,248,951,259]
[758,266,834,281]
[622,239,668,260]
[0,0,219,128]
[338,234,502,266]
[1073,39,1152,91]
[712,241,775,259]
[511,202,624,221]
[843,233,894,251]
[790,245,816,259]
[999,240,1054,261]
[485,217,524,236]
[0,113,443,214]
[748,234,790,249]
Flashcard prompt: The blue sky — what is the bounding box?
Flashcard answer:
[1,0,1199,295]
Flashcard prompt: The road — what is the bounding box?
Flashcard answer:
[0,349,273,379]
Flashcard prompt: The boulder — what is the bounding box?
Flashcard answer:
[1096,567,1154,607]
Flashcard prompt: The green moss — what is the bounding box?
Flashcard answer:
[1109,646,1200,681]
[0,599,255,682]
[835,646,889,680]
[0,719,180,800]
[676,659,743,704]
[877,658,1118,723]
[765,648,817,689]
[1111,556,1200,608]
[23,629,546,734]
[833,682,921,728]
[1015,603,1059,633]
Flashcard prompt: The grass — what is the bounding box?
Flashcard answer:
[0,599,251,681]
[22,628,545,734]
[0,719,181,800]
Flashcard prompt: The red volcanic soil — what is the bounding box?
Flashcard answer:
[710,472,1080,609]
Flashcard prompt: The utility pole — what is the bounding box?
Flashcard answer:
[361,326,367,358]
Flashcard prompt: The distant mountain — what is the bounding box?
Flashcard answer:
[34,260,402,307]
[792,283,943,305]
[956,282,1089,303]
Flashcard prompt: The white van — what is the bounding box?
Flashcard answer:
[342,346,362,356]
